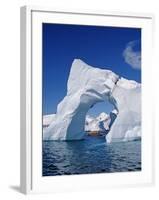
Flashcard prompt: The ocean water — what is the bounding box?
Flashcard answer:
[43,136,141,176]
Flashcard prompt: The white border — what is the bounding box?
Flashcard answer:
[20,6,154,194]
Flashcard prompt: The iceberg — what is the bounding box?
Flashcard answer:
[106,78,141,143]
[43,59,141,142]
[43,114,56,127]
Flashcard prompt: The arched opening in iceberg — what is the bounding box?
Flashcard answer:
[85,101,117,136]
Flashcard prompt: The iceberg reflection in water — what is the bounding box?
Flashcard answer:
[43,136,141,176]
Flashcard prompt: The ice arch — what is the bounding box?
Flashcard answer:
[43,59,141,142]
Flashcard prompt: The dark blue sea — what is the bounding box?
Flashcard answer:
[43,136,141,176]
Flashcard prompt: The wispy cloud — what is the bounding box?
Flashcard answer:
[123,40,141,70]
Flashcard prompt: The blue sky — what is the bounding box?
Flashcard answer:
[42,23,141,116]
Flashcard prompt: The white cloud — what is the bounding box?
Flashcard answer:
[123,40,141,70]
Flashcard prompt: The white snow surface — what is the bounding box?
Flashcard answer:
[117,77,141,89]
[43,59,141,142]
[43,114,56,127]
